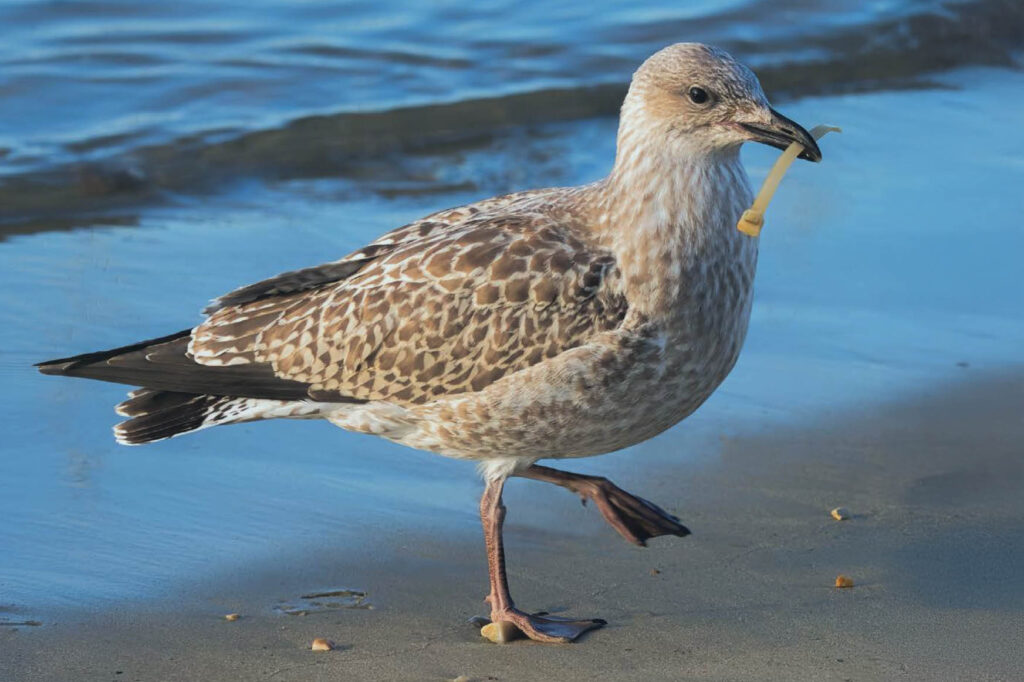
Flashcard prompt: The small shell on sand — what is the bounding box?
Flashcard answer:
[830,507,851,521]
[311,637,335,651]
[835,575,855,588]
[480,620,521,643]
[224,613,240,622]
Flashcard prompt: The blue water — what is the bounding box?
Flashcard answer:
[0,0,961,172]
[0,0,1022,618]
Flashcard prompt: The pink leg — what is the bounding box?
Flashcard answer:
[478,476,605,643]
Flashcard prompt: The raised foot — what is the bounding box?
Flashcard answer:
[478,609,606,644]
[580,477,691,546]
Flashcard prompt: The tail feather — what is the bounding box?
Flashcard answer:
[113,389,332,445]
[38,332,345,445]
[114,392,237,445]
[116,389,202,417]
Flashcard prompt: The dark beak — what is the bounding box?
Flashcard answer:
[739,108,822,162]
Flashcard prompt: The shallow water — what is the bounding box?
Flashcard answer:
[2,0,1021,234]
[0,1,1022,618]
[1,0,1011,172]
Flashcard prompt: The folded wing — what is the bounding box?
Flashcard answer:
[191,212,627,406]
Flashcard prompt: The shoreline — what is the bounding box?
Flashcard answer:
[4,369,1022,681]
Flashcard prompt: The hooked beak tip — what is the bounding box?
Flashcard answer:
[740,108,822,162]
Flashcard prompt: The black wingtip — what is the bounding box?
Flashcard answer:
[34,329,194,376]
[36,360,74,375]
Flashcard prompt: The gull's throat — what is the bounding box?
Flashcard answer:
[594,142,755,316]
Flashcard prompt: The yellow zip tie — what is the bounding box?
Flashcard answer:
[737,124,841,237]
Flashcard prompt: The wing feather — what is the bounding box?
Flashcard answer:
[39,190,615,406]
[192,207,627,407]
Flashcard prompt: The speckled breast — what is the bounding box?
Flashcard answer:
[403,235,758,462]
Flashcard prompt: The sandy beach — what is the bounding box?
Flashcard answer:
[4,370,1021,681]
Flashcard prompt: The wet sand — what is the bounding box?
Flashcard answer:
[4,370,1021,681]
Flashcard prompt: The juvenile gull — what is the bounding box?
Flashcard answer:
[37,43,822,643]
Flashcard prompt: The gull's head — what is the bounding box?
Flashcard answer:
[621,43,821,162]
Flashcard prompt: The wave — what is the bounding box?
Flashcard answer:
[0,0,1020,237]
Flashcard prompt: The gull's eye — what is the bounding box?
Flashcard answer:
[687,86,710,105]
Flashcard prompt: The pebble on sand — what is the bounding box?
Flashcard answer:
[830,507,851,521]
[835,575,855,588]
[311,637,335,651]
[480,620,521,643]
[223,613,240,621]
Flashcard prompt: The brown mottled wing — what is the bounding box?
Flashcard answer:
[191,211,626,406]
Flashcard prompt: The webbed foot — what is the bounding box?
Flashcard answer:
[477,609,605,643]
[519,465,690,546]
[581,476,691,546]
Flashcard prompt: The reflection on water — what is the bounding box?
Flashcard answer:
[0,0,1021,619]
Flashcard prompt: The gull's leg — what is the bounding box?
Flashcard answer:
[478,475,605,643]
[516,464,690,546]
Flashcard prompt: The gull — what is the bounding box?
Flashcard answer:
[37,43,822,643]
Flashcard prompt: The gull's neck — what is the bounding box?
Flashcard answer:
[585,123,756,318]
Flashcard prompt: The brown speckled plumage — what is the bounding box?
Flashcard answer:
[38,44,785,476]
[38,42,826,643]
[191,191,627,408]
